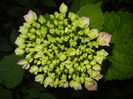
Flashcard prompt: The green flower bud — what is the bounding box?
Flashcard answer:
[69,39,77,47]
[15,37,25,46]
[70,80,82,90]
[38,15,46,24]
[68,12,78,21]
[79,17,89,28]
[54,11,59,18]
[69,68,74,74]
[54,78,59,88]
[35,74,44,84]
[64,60,73,69]
[23,22,31,28]
[29,65,39,74]
[59,80,69,88]
[43,66,48,73]
[19,26,28,34]
[88,29,98,39]
[58,53,66,62]
[30,27,36,33]
[66,48,76,56]
[44,77,54,87]
[15,48,24,55]
[59,3,68,14]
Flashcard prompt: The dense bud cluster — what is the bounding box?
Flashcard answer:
[15,3,112,91]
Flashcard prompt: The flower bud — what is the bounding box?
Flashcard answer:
[23,22,31,28]
[92,64,101,71]
[15,48,24,55]
[66,48,76,56]
[64,60,73,69]
[15,37,25,46]
[38,15,46,24]
[17,59,30,69]
[68,12,78,21]
[35,74,44,84]
[59,3,68,14]
[58,53,66,61]
[70,80,82,90]
[24,10,37,24]
[44,77,53,87]
[88,29,98,39]
[97,32,112,46]
[85,78,97,91]
[19,26,28,34]
[59,80,69,88]
[29,65,39,74]
[79,17,89,28]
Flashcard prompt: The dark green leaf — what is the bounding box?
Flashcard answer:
[0,54,24,88]
[0,89,12,99]
[103,12,133,80]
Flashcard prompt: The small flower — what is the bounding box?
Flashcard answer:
[64,60,73,69]
[58,53,66,61]
[88,29,98,39]
[92,64,101,71]
[17,59,30,69]
[97,32,112,46]
[59,3,68,14]
[18,26,28,34]
[70,80,82,90]
[44,77,54,87]
[68,12,78,21]
[35,74,44,84]
[29,65,39,74]
[85,78,97,91]
[24,10,37,24]
[15,37,25,46]
[59,80,69,88]
[15,48,24,55]
[79,17,89,28]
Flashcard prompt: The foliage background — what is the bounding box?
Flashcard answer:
[0,0,133,99]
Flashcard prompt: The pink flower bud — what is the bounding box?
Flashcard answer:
[97,32,112,46]
[85,78,97,91]
[79,17,90,28]
[86,81,97,91]
[24,10,37,24]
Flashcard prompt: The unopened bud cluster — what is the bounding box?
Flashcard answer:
[15,3,112,91]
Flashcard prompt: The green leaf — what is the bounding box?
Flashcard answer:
[0,89,12,99]
[0,54,24,88]
[41,0,57,7]
[103,12,133,80]
[70,0,98,13]
[77,3,104,31]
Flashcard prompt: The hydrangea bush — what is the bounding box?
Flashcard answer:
[15,3,112,91]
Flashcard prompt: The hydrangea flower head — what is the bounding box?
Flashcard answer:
[15,3,112,91]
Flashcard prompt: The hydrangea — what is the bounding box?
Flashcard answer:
[15,3,112,91]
